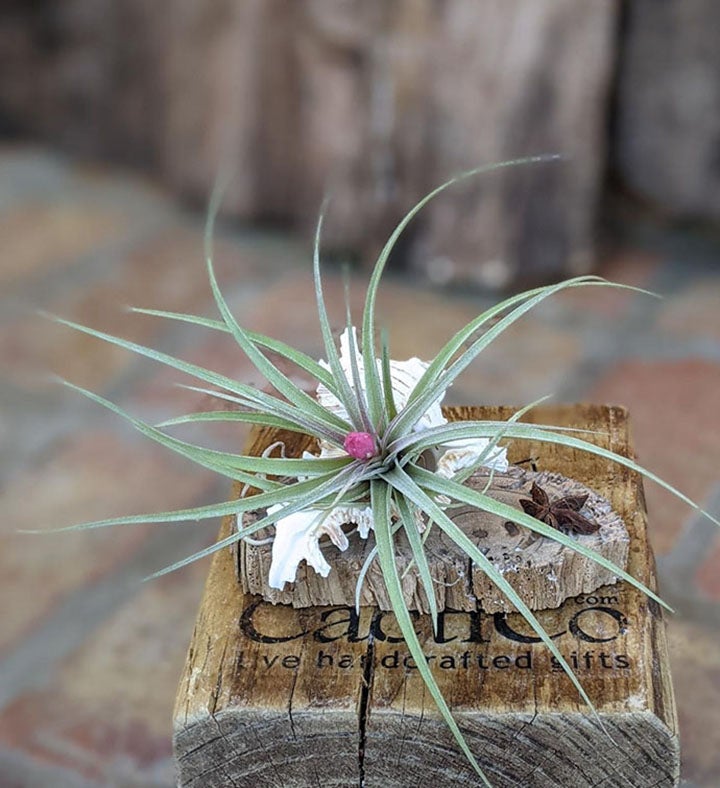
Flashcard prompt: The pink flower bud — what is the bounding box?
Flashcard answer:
[344,431,377,461]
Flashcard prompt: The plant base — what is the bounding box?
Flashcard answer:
[240,460,630,614]
[239,405,630,613]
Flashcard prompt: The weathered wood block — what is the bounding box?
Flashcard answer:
[173,405,678,787]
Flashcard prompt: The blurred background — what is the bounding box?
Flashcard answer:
[0,1,719,786]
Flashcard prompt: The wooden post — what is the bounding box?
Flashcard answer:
[173,405,679,787]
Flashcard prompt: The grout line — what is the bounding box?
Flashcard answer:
[0,215,171,309]
[658,485,720,576]
[0,746,100,788]
[656,485,720,627]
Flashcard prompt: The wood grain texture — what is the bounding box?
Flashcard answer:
[614,0,720,221]
[173,405,679,787]
[0,1,617,286]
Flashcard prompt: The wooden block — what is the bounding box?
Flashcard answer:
[173,405,679,787]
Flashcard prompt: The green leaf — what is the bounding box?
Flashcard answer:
[400,420,720,530]
[371,480,491,785]
[46,313,344,444]
[450,396,550,485]
[363,156,566,437]
[391,420,607,459]
[57,380,282,488]
[384,465,605,730]
[26,464,363,535]
[354,545,379,613]
[203,241,352,435]
[399,398,568,565]
[389,278,653,441]
[353,518,405,613]
[168,384,325,439]
[130,307,340,393]
[394,492,439,632]
[410,464,670,612]
[380,328,398,424]
[148,463,376,579]
[343,278,373,432]
[157,409,307,433]
[390,278,658,442]
[59,379,350,480]
[311,205,365,430]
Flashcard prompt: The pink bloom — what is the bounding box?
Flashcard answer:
[344,431,377,461]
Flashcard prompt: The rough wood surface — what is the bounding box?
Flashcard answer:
[239,407,630,613]
[173,405,679,787]
[0,1,617,285]
[614,0,720,220]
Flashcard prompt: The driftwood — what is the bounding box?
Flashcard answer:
[239,410,630,613]
[1,1,617,285]
[173,405,678,787]
[614,0,720,220]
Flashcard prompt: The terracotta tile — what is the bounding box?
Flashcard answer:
[0,229,204,394]
[589,361,720,555]
[0,692,174,785]
[0,202,128,288]
[694,539,720,600]
[656,278,720,342]
[0,564,206,784]
[91,226,295,317]
[666,617,720,785]
[0,222,309,394]
[556,250,660,319]
[0,430,214,655]
[57,563,208,737]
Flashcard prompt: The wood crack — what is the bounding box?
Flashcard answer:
[358,611,378,788]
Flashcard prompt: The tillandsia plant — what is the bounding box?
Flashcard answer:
[35,157,718,786]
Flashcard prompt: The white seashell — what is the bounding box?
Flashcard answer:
[265,506,344,588]
[265,508,330,588]
[335,505,375,539]
[316,328,445,433]
[265,503,375,589]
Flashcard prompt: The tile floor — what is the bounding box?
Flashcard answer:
[0,146,718,787]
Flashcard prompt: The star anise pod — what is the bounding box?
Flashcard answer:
[519,482,599,535]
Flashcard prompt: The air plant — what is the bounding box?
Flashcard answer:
[36,157,717,786]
